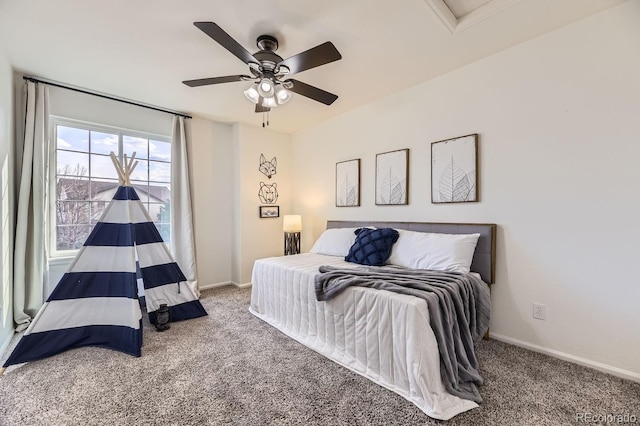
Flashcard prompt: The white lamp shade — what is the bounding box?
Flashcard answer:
[275,85,292,104]
[283,215,302,232]
[244,84,259,104]
[257,78,275,98]
[261,96,277,108]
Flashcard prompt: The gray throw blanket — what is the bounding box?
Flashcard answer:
[315,265,490,403]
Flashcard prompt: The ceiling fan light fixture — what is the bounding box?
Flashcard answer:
[244,83,260,104]
[262,96,277,108]
[258,78,275,98]
[275,85,292,105]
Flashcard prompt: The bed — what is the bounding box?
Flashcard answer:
[249,220,496,420]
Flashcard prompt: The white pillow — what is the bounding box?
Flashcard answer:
[387,229,481,274]
[310,228,360,257]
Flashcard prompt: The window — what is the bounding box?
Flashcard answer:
[53,119,171,255]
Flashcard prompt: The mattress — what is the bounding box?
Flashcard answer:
[249,252,479,420]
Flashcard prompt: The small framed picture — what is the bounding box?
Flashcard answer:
[336,159,361,207]
[259,205,280,218]
[431,134,478,203]
[376,149,409,205]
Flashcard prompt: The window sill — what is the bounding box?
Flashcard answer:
[48,255,77,267]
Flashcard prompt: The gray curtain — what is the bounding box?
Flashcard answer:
[13,81,50,331]
[170,116,199,296]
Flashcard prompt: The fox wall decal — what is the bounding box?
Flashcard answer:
[259,154,277,179]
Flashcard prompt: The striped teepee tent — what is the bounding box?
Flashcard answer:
[1,152,207,374]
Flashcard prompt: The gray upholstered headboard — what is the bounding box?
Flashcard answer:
[326,220,497,284]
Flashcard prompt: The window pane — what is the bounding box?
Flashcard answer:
[131,182,149,202]
[147,202,169,223]
[129,159,148,182]
[56,177,89,202]
[56,201,90,225]
[147,182,170,203]
[149,161,170,183]
[57,151,89,177]
[90,131,119,156]
[91,154,119,180]
[57,225,92,250]
[156,224,170,243]
[57,126,89,152]
[124,136,148,159]
[149,140,171,162]
[90,178,119,200]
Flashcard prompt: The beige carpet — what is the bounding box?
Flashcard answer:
[1,286,638,425]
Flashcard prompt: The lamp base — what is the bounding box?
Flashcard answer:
[284,232,301,255]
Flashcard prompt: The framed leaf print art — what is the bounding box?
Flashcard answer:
[336,159,360,207]
[431,134,478,203]
[376,149,409,205]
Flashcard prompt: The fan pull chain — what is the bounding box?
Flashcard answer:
[262,111,270,128]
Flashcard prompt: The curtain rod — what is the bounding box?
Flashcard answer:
[23,76,192,119]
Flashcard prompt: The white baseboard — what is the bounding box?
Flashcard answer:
[199,281,233,290]
[490,333,640,383]
[199,281,252,290]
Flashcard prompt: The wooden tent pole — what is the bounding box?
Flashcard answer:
[110,152,126,185]
[109,151,139,187]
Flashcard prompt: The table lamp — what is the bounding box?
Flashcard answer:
[283,215,302,255]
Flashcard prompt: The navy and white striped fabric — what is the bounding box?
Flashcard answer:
[3,186,207,368]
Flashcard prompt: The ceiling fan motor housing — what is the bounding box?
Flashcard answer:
[254,35,283,74]
[256,34,278,52]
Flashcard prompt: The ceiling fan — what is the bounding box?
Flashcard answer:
[182,22,342,123]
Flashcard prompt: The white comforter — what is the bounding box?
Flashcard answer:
[249,253,479,420]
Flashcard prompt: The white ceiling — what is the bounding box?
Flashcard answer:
[443,0,493,19]
[0,0,627,133]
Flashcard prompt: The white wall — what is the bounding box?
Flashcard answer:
[292,2,640,378]
[47,84,174,136]
[0,47,13,353]
[232,123,292,284]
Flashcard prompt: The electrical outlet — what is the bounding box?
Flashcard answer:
[533,303,546,320]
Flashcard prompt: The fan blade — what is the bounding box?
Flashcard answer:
[182,75,250,87]
[278,42,342,75]
[286,79,338,105]
[194,22,258,65]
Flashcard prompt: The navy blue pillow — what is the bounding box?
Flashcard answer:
[345,228,399,266]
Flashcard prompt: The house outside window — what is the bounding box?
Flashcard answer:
[52,118,171,255]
